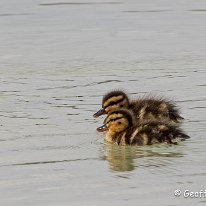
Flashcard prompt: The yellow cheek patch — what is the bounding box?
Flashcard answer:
[105,113,124,124]
[105,105,118,113]
[103,95,124,108]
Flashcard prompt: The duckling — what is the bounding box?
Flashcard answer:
[96,109,189,146]
[93,90,183,124]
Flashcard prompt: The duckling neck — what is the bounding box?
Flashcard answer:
[105,130,117,143]
[105,129,133,145]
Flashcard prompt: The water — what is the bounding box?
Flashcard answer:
[1,0,206,205]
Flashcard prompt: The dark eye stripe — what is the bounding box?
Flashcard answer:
[106,117,123,124]
[104,97,124,109]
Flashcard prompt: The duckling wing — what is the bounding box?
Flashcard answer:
[130,97,184,123]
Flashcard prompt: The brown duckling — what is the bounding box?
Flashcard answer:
[93,90,183,124]
[96,109,189,146]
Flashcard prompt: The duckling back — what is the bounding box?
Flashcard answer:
[128,121,190,145]
[129,97,183,124]
[99,108,189,146]
[107,120,190,146]
[94,90,184,124]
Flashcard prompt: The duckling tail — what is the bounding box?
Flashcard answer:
[178,132,190,140]
[170,128,190,144]
[169,112,184,123]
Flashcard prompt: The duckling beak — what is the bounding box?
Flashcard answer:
[93,108,106,118]
[97,124,108,132]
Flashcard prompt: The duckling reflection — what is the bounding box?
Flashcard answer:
[102,142,184,172]
[103,143,137,172]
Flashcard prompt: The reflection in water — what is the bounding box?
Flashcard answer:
[102,142,184,172]
[103,143,137,172]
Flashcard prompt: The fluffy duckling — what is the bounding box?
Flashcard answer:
[93,90,183,124]
[97,109,189,146]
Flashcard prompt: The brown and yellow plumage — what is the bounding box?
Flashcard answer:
[93,90,184,124]
[97,109,189,146]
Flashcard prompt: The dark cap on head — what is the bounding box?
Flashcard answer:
[102,90,129,106]
[93,90,129,118]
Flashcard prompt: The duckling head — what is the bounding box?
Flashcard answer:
[93,91,129,118]
[97,109,134,134]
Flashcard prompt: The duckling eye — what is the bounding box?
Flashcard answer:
[118,122,122,125]
[120,105,123,108]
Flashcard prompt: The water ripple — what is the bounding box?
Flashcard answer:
[123,10,172,13]
[39,2,123,6]
[0,13,33,16]
[1,158,99,167]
